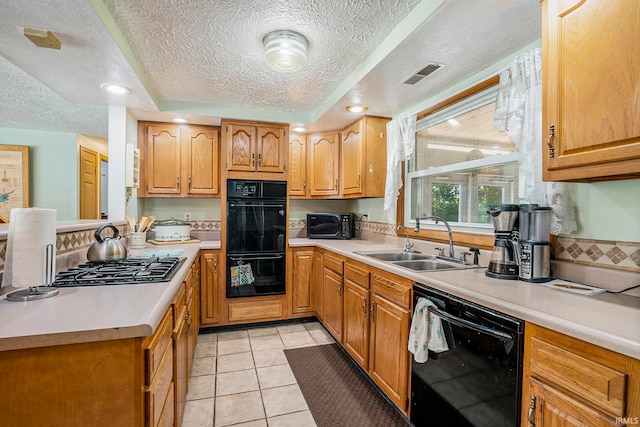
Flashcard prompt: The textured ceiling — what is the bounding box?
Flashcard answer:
[0,0,540,138]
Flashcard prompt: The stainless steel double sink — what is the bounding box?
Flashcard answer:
[354,250,479,272]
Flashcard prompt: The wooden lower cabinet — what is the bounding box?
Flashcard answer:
[313,251,324,320]
[290,248,314,315]
[199,250,220,326]
[369,292,410,412]
[342,278,369,368]
[322,264,344,341]
[313,253,412,415]
[523,324,640,427]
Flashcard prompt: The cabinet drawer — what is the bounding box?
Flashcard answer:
[228,299,284,322]
[145,341,174,427]
[371,273,411,308]
[529,336,627,417]
[144,308,174,386]
[345,262,369,288]
[323,253,344,275]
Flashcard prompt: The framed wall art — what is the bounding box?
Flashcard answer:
[0,145,30,222]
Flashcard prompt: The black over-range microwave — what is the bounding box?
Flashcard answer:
[307,213,355,239]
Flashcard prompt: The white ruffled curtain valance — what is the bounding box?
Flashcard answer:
[384,114,417,222]
[494,47,576,235]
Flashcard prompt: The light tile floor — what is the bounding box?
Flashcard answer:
[183,321,336,427]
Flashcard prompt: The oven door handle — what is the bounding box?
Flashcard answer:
[228,202,285,208]
[427,305,513,342]
[229,255,285,262]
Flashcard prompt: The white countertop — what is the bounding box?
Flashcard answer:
[290,238,640,359]
[0,243,202,351]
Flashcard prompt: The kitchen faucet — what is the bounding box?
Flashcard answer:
[396,225,414,252]
[414,216,455,259]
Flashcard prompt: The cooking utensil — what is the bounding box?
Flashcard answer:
[137,216,148,233]
[87,223,128,262]
[126,215,136,232]
[140,215,154,232]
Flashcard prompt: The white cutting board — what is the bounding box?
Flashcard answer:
[539,279,606,296]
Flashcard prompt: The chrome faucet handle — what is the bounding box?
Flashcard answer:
[435,247,445,257]
[459,251,472,265]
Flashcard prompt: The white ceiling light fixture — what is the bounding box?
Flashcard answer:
[263,30,309,73]
[100,83,130,95]
[292,126,307,132]
[173,117,188,123]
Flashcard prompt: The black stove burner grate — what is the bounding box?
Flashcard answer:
[53,257,186,287]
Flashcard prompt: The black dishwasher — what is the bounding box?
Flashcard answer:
[411,283,524,427]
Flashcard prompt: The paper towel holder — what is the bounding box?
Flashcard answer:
[6,243,59,302]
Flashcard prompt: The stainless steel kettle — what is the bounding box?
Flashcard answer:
[87,223,128,262]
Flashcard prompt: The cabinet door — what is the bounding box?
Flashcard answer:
[542,0,640,181]
[308,133,340,197]
[292,250,314,314]
[527,378,619,427]
[322,267,343,341]
[186,293,197,379]
[288,133,307,197]
[184,126,219,196]
[341,120,364,197]
[199,251,219,326]
[313,252,324,320]
[257,126,286,173]
[342,279,369,369]
[173,310,188,427]
[226,124,256,171]
[369,294,409,412]
[145,124,182,195]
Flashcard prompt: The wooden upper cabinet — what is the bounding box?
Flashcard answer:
[257,127,286,173]
[224,121,287,175]
[288,133,307,198]
[143,123,182,195]
[226,124,256,172]
[542,0,640,181]
[184,126,220,196]
[341,121,363,197]
[308,132,340,197]
[139,122,220,198]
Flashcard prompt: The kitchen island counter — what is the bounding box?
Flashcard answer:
[290,237,640,359]
[0,243,202,352]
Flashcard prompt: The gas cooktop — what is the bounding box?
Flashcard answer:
[53,257,186,287]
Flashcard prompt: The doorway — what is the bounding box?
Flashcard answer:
[79,146,108,219]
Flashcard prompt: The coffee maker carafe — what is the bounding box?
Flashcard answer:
[518,205,552,282]
[486,204,520,279]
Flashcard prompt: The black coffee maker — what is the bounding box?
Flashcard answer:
[486,204,520,279]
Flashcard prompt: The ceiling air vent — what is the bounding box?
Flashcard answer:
[403,63,442,85]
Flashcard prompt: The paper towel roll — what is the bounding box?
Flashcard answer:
[1,208,57,288]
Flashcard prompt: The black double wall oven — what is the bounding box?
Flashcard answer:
[226,179,287,298]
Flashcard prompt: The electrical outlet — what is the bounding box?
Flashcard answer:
[361,212,369,221]
[184,212,192,221]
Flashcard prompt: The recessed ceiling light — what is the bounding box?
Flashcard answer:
[447,119,460,127]
[292,126,307,132]
[100,83,130,94]
[345,105,368,113]
[173,118,188,123]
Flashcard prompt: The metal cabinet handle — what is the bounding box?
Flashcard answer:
[303,180,306,189]
[527,395,536,427]
[546,125,555,158]
[188,176,191,190]
[214,258,217,273]
[362,296,367,317]
[370,301,375,323]
[338,282,342,297]
[335,179,338,190]
[251,153,255,167]
[176,176,180,190]
[357,174,361,189]
[258,153,262,166]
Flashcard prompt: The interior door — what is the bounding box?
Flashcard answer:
[79,146,99,219]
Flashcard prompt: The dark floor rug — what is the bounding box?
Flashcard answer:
[284,343,411,427]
